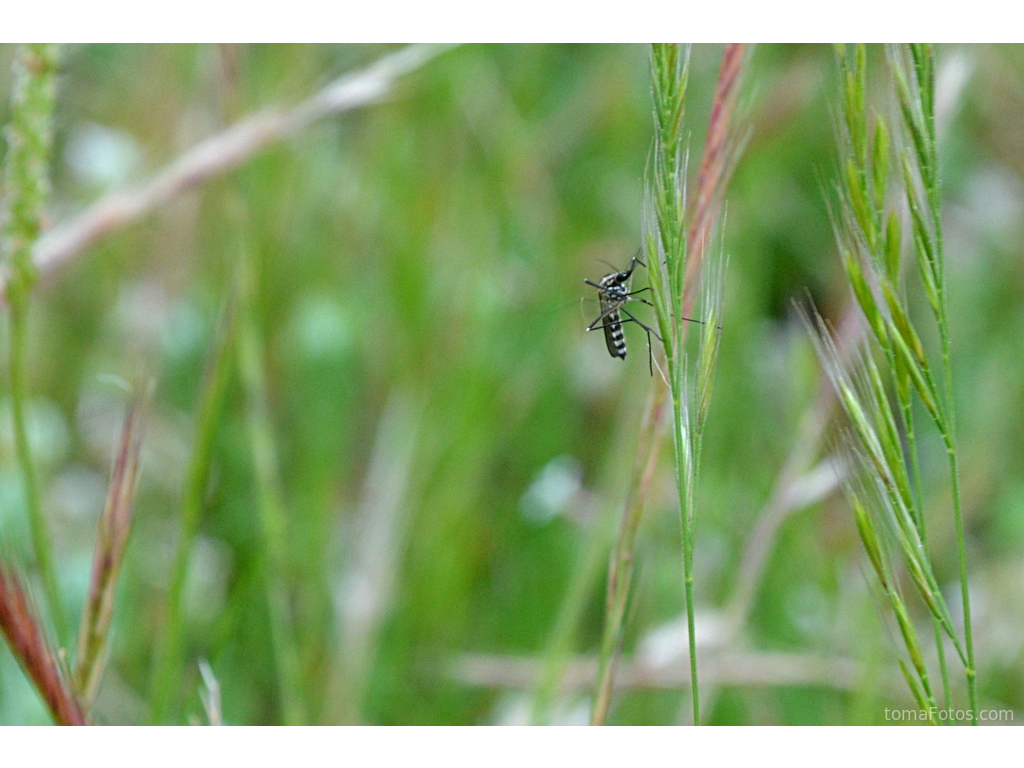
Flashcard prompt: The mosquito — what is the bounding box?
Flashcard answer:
[585,251,721,375]
[584,252,662,375]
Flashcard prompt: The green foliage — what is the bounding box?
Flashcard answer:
[0,44,1016,725]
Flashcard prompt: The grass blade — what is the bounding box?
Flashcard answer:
[74,380,150,711]
[0,561,86,725]
[149,297,236,723]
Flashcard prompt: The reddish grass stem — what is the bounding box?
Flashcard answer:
[74,383,149,711]
[0,563,87,725]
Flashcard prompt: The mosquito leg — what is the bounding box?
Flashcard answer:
[644,327,654,376]
[589,313,656,334]
[586,304,623,332]
[620,309,663,342]
[588,312,656,375]
[585,317,622,331]
[626,248,648,273]
[680,315,724,330]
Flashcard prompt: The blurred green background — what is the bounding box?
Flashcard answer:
[0,44,1022,725]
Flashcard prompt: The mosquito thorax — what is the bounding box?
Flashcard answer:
[601,271,630,292]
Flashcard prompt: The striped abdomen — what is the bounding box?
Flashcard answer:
[600,299,627,359]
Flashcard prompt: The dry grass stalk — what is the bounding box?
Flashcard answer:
[74,383,150,710]
[328,390,421,723]
[0,44,449,303]
[458,650,885,696]
[0,562,87,725]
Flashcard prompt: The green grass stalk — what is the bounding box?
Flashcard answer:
[592,45,745,726]
[642,43,728,725]
[892,43,976,723]
[901,394,953,708]
[840,42,958,709]
[809,43,973,723]
[211,47,304,726]
[806,318,942,723]
[646,41,697,724]
[0,44,65,642]
[233,195,306,726]
[149,299,236,723]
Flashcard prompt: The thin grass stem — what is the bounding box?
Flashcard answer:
[894,43,976,723]
[214,47,305,726]
[901,397,952,710]
[233,194,306,725]
[1,44,65,642]
[74,379,149,711]
[591,383,667,725]
[149,299,236,723]
[648,41,701,725]
[7,45,451,299]
[932,113,977,728]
